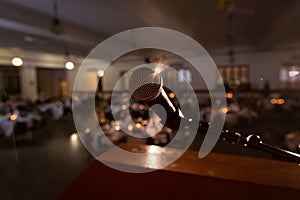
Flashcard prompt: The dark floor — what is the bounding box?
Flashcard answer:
[0,116,92,200]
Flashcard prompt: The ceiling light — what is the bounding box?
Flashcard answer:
[50,0,64,34]
[65,61,74,70]
[97,69,104,77]
[11,57,23,66]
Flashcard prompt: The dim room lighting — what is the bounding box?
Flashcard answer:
[65,61,74,70]
[128,125,133,131]
[270,98,277,104]
[97,69,104,77]
[226,92,233,99]
[70,133,78,142]
[169,92,175,99]
[100,117,106,124]
[270,98,285,105]
[289,70,299,77]
[84,128,91,134]
[70,133,79,147]
[277,98,285,105]
[73,95,79,101]
[11,57,23,66]
[121,105,127,110]
[154,67,161,74]
[148,146,161,154]
[123,97,129,102]
[10,114,18,121]
[115,125,120,131]
[136,123,142,128]
[219,107,229,114]
[138,104,144,110]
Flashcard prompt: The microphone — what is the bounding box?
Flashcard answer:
[129,67,184,130]
[128,67,300,163]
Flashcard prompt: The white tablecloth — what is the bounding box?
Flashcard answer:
[0,115,15,137]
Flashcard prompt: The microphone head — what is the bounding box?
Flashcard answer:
[129,67,162,101]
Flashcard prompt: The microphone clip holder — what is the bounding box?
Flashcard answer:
[198,121,300,164]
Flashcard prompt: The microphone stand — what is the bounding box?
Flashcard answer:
[198,121,300,164]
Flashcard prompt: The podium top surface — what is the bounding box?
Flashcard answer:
[59,143,300,199]
[98,143,300,189]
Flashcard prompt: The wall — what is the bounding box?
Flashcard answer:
[0,47,299,100]
[102,57,145,91]
[19,65,37,100]
[36,68,66,99]
[100,49,300,91]
[212,49,300,90]
[0,47,83,100]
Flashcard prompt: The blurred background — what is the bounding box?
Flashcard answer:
[0,0,300,199]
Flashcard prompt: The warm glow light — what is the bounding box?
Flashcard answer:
[289,70,299,77]
[139,105,144,110]
[73,96,79,101]
[70,133,79,147]
[270,98,277,104]
[270,98,285,105]
[128,125,133,131]
[123,97,129,102]
[97,69,104,77]
[100,117,106,124]
[148,146,161,154]
[277,98,285,105]
[154,67,161,74]
[226,92,233,99]
[65,61,74,70]
[10,114,18,121]
[12,57,23,66]
[136,123,141,128]
[219,107,229,114]
[121,105,127,110]
[84,128,91,134]
[169,92,175,99]
[115,125,120,131]
[70,133,78,142]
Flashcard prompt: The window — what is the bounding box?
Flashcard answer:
[0,65,20,96]
[178,68,192,83]
[280,64,300,89]
[218,65,249,85]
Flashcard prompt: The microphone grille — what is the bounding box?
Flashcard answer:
[129,67,162,101]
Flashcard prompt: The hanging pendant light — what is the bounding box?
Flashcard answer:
[64,45,74,70]
[50,0,64,34]
[217,0,236,63]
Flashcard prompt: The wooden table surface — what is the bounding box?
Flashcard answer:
[58,143,300,199]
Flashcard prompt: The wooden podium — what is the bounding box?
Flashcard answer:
[58,143,300,199]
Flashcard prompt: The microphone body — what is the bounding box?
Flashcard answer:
[129,66,300,163]
[129,67,184,130]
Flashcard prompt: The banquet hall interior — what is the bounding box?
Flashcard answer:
[0,0,300,199]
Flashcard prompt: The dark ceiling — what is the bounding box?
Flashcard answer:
[0,0,299,56]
